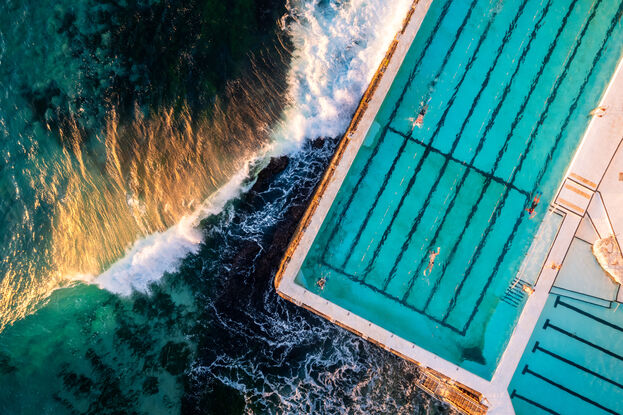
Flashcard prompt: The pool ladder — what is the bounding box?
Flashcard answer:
[501,277,531,307]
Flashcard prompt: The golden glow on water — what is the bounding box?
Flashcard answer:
[0,51,289,331]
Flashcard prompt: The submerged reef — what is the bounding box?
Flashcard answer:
[15,0,287,134]
[0,0,291,330]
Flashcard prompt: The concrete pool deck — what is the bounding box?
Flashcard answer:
[275,1,623,413]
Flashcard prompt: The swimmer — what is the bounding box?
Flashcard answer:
[526,191,541,219]
[414,105,427,128]
[412,98,430,129]
[316,277,326,290]
[423,247,441,276]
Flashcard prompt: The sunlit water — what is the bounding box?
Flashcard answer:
[0,0,445,413]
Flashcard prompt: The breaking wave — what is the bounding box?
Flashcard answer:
[89,0,414,297]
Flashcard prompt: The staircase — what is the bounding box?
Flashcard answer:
[417,371,488,415]
[501,276,531,307]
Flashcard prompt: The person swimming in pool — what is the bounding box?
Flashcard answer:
[526,191,542,219]
[414,103,428,128]
[423,247,440,276]
[316,276,326,290]
[412,97,431,129]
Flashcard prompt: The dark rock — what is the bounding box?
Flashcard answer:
[0,353,16,375]
[250,156,290,194]
[62,372,94,395]
[142,376,159,395]
[182,380,245,415]
[311,137,330,149]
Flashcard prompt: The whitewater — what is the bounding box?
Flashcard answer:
[0,2,445,413]
[90,0,414,297]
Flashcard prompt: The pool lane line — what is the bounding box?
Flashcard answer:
[340,0,553,309]
[399,0,552,293]
[318,259,464,334]
[532,341,623,390]
[522,364,620,414]
[335,130,411,270]
[351,0,486,279]
[381,13,502,287]
[398,131,530,196]
[331,0,477,271]
[528,0,623,195]
[510,389,560,414]
[486,0,591,179]
[409,0,560,312]
[454,0,623,332]
[399,0,558,302]
[316,0,620,338]
[319,0,455,262]
[555,296,623,333]
[378,0,536,297]
[441,0,602,328]
[544,317,623,361]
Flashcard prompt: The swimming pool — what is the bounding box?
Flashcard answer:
[509,295,623,414]
[295,0,623,379]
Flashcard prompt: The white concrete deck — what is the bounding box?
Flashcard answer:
[275,2,623,413]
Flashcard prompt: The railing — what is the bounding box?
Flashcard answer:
[501,276,531,307]
[417,371,488,415]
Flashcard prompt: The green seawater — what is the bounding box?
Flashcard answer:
[0,0,287,412]
[0,282,196,413]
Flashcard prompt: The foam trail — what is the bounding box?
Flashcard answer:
[92,166,253,295]
[93,0,414,295]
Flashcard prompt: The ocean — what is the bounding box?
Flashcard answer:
[0,0,443,413]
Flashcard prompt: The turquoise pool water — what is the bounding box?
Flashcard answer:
[296,0,623,379]
[509,295,623,414]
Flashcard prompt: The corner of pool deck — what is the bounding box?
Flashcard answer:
[274,1,623,414]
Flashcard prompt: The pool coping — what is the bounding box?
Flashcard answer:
[274,1,623,413]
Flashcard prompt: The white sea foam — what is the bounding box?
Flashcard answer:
[91,167,252,295]
[272,0,413,153]
[92,0,414,295]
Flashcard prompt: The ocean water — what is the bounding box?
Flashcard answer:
[0,0,445,413]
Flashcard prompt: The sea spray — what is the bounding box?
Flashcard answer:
[84,0,415,298]
[94,165,255,295]
[274,0,414,149]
